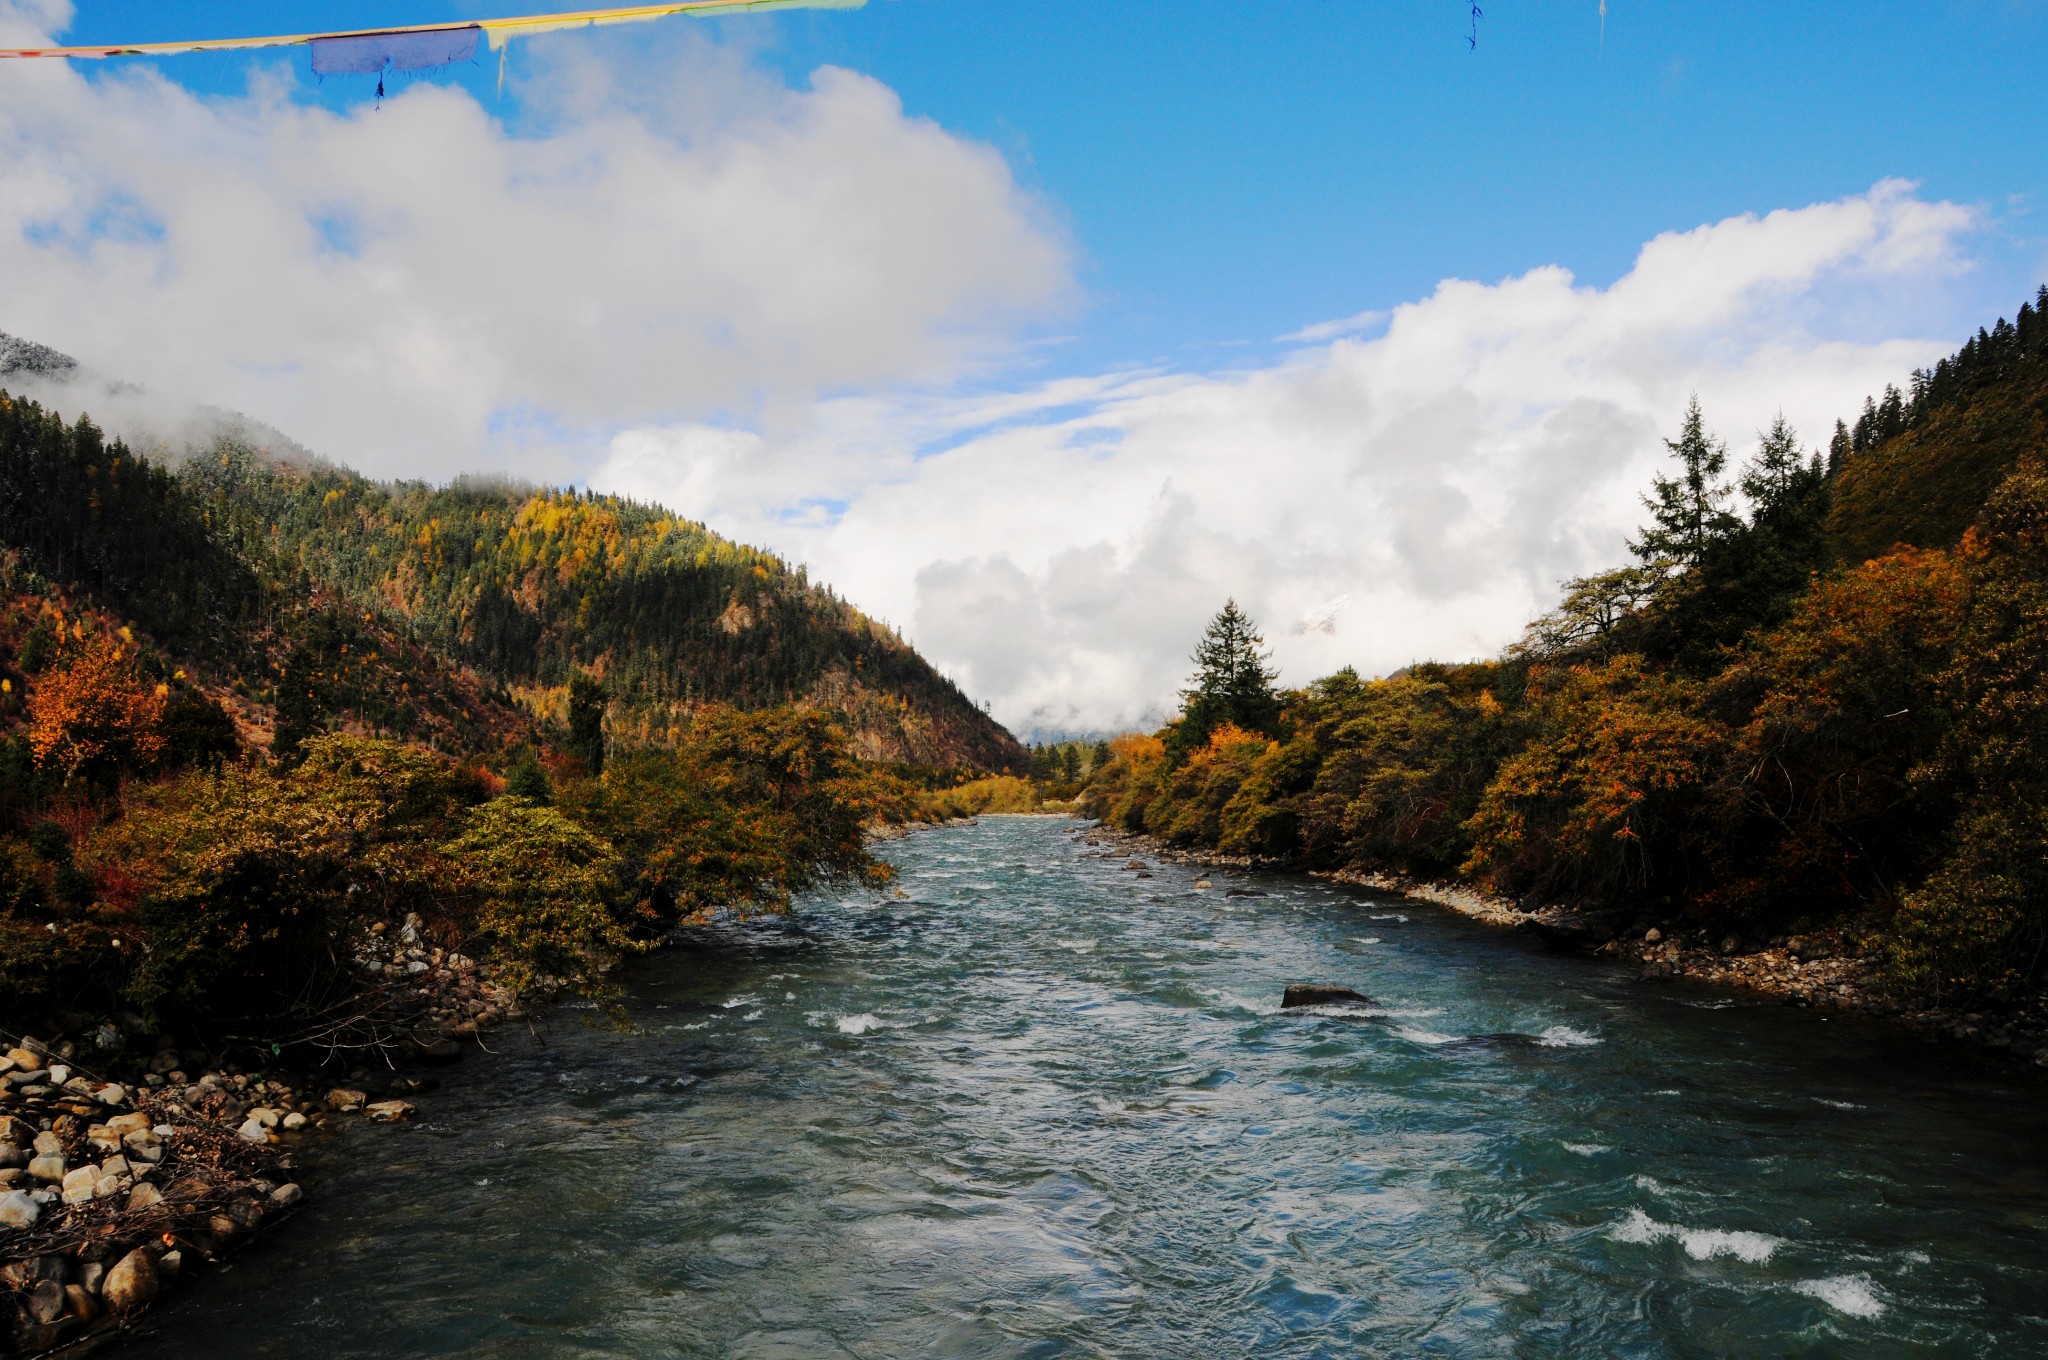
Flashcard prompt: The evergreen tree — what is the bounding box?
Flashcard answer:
[1169,600,1280,761]
[506,751,553,804]
[1827,419,1852,477]
[1059,745,1081,782]
[1092,740,1112,773]
[568,673,607,776]
[1740,413,1808,516]
[1636,415,1831,673]
[272,644,323,768]
[1631,396,1739,569]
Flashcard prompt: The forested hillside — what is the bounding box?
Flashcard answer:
[0,365,1005,1048]
[179,448,1020,769]
[0,336,1020,772]
[1828,294,2048,563]
[1085,286,2048,1008]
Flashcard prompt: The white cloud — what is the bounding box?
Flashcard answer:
[0,14,1983,740]
[0,2,1070,482]
[595,181,1979,736]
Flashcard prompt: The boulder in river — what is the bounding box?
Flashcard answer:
[1281,984,1375,1009]
[1520,914,1618,953]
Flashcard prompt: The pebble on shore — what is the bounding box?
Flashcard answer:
[1,911,516,1356]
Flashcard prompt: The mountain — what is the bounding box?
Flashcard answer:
[1826,287,2048,565]
[0,335,1022,772]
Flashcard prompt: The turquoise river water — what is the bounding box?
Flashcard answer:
[124,816,2048,1357]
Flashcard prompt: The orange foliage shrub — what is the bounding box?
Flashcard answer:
[26,635,167,784]
[1463,658,1728,901]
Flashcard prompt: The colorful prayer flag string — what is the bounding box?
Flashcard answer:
[0,0,863,66]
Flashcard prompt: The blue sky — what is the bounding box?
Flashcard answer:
[44,0,2048,375]
[8,1,2047,732]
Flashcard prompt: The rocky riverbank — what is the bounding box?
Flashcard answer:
[0,910,521,1356]
[1069,823,2048,1074]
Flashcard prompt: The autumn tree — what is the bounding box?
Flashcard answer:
[26,635,167,786]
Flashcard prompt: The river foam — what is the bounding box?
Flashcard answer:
[1793,1273,1886,1318]
[1609,1208,1782,1263]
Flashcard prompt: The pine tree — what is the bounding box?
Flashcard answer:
[568,673,607,776]
[1828,419,1852,477]
[1170,600,1280,760]
[506,751,553,804]
[1632,396,1739,569]
[1740,413,1807,517]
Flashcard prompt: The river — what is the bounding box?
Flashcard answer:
[124,816,2048,1358]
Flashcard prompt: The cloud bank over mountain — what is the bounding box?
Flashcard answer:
[598,182,1979,735]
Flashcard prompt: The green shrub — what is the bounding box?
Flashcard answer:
[444,798,632,1000]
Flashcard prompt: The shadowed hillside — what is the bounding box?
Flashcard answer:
[1828,287,2048,564]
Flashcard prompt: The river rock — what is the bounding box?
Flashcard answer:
[63,1283,100,1323]
[28,1154,65,1184]
[271,1182,304,1207]
[0,1141,24,1169]
[61,1165,100,1204]
[126,1181,164,1212]
[1521,914,1618,953]
[0,1188,40,1231]
[236,1118,271,1144]
[0,1115,32,1143]
[5,1046,38,1070]
[1281,984,1375,1009]
[325,1088,367,1113]
[365,1099,415,1122]
[32,1130,62,1157]
[25,1277,65,1323]
[0,1254,64,1289]
[101,1248,159,1314]
[248,1106,280,1128]
[282,1112,308,1131]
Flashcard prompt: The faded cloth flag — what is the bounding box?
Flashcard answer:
[309,24,481,76]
